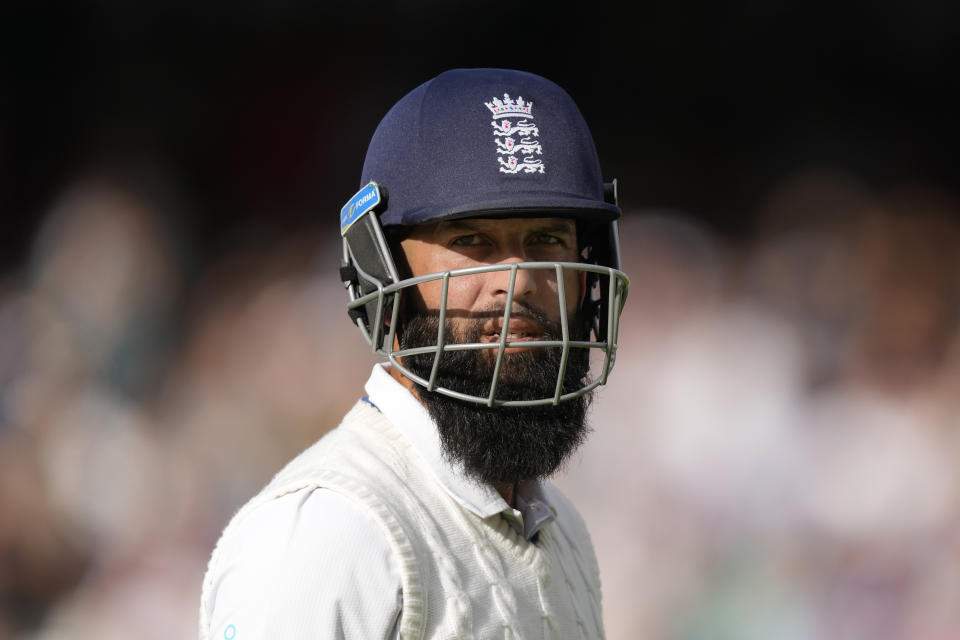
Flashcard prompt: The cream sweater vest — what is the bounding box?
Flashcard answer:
[200,400,605,639]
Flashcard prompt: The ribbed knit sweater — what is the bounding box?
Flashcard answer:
[199,400,605,639]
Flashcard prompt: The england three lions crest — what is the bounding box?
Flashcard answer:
[485,93,545,174]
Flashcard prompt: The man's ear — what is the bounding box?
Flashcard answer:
[385,226,413,280]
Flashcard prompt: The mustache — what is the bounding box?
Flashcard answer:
[401,301,561,340]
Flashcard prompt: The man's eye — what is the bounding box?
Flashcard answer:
[531,233,563,245]
[451,234,485,247]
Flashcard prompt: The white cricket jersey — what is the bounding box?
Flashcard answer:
[202,363,559,638]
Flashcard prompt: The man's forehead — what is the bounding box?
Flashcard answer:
[433,216,577,233]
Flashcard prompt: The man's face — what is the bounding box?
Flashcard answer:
[398,216,584,350]
[393,216,594,486]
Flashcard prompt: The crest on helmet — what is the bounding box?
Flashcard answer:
[485,93,545,174]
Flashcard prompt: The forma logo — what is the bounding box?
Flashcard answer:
[340,182,383,235]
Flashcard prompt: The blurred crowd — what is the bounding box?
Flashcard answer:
[560,171,960,639]
[1,167,959,638]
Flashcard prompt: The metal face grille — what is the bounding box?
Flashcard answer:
[345,257,629,407]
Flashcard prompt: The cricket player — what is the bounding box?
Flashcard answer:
[200,67,629,639]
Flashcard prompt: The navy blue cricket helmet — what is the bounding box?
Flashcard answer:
[340,68,629,406]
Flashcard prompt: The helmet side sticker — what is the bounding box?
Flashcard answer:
[340,181,382,236]
[485,93,545,174]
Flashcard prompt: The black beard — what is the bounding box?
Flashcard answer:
[398,307,594,486]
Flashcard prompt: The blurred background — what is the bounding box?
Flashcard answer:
[2,1,959,638]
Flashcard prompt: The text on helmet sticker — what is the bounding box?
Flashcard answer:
[340,182,382,236]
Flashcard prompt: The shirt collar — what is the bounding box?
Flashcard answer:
[511,480,557,541]
[364,364,556,539]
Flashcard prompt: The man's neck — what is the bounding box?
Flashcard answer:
[494,482,516,508]
[388,363,420,399]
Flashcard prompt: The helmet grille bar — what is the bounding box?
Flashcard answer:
[486,264,518,407]
[600,270,616,384]
[347,261,625,310]
[427,272,451,392]
[553,264,570,405]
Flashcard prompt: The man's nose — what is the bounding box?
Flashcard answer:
[492,255,537,300]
